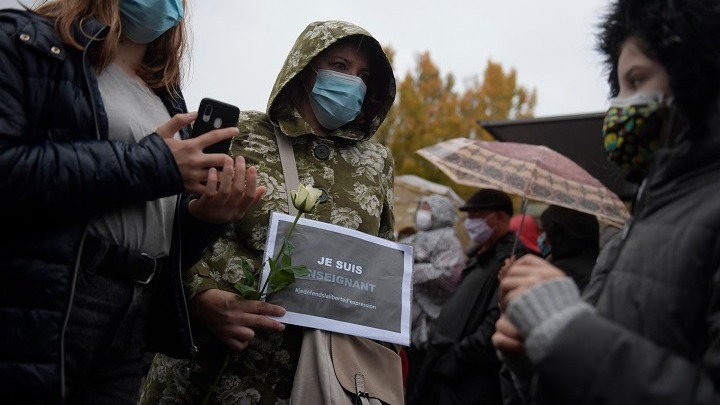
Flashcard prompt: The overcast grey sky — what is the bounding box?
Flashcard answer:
[3,0,613,120]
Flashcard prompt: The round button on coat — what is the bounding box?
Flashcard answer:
[313,143,331,160]
[318,188,329,203]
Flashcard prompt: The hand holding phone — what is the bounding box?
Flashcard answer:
[191,98,240,154]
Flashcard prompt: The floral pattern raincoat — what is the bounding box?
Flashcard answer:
[140,20,397,405]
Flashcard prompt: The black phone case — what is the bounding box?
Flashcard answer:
[191,98,240,154]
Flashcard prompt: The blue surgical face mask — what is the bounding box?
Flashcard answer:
[120,0,184,44]
[309,69,367,130]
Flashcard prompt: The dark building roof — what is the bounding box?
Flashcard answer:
[479,112,636,201]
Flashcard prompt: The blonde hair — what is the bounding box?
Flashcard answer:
[34,0,188,95]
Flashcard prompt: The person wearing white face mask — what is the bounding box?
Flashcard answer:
[414,205,433,231]
[409,189,525,405]
[400,195,465,402]
[460,190,514,252]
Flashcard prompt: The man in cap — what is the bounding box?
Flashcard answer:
[409,189,521,405]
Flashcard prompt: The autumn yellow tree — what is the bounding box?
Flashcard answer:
[460,60,537,134]
[376,50,537,197]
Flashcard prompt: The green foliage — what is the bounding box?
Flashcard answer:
[235,213,309,300]
[205,185,319,405]
[234,184,320,300]
[375,49,537,199]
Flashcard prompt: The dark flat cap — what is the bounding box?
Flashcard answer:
[459,189,513,215]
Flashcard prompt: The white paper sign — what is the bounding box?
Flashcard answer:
[261,212,413,346]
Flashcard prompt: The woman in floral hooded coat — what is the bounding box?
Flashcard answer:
[141,20,397,404]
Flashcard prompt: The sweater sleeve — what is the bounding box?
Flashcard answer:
[506,277,720,404]
[532,313,720,404]
[506,277,594,360]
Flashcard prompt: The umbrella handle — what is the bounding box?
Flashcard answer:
[510,197,529,258]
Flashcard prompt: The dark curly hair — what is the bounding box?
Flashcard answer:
[597,0,720,127]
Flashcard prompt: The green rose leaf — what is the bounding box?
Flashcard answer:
[293,264,310,277]
[204,185,321,405]
[235,282,262,300]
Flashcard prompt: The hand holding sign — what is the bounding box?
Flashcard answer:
[201,184,323,405]
[262,213,413,346]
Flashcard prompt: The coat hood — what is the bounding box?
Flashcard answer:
[266,20,396,141]
[420,194,457,230]
[540,205,599,260]
[509,214,540,254]
[640,99,720,216]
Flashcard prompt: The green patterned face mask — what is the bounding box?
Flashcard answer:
[602,91,669,175]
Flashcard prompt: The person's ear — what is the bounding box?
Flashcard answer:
[486,212,498,229]
[490,212,508,229]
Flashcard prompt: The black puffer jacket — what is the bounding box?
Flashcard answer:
[411,232,524,405]
[0,10,225,401]
[531,105,720,403]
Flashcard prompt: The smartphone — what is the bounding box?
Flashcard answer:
[191,98,240,154]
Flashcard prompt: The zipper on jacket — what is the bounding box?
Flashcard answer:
[174,195,197,359]
[60,230,90,399]
[81,39,103,140]
[58,27,108,400]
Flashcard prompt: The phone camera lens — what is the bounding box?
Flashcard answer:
[202,104,213,122]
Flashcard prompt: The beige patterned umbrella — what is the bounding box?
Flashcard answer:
[417,138,630,227]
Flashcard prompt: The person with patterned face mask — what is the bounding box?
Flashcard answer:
[601,57,673,182]
[0,0,267,403]
[410,189,526,405]
[142,20,398,405]
[493,1,720,404]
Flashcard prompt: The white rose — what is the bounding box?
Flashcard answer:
[290,184,322,213]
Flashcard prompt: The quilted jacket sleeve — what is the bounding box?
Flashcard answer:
[0,13,184,224]
[529,296,720,404]
[509,270,720,405]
